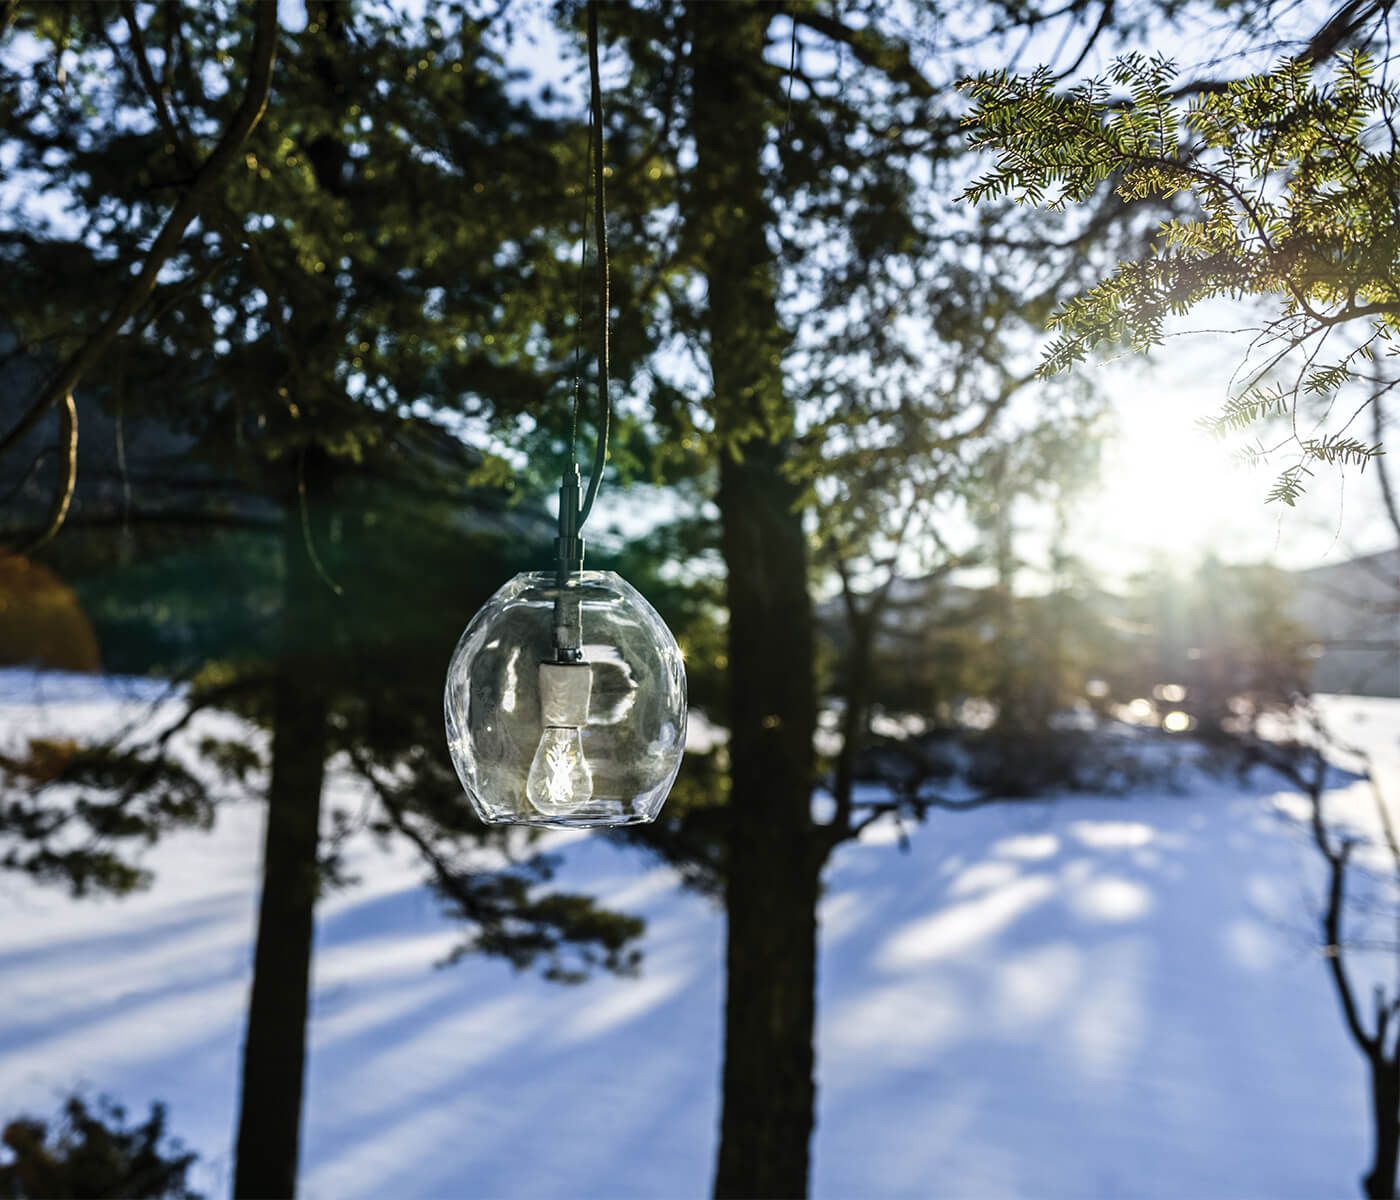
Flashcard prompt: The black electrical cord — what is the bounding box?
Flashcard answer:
[567,104,590,469]
[578,0,610,529]
[557,0,611,589]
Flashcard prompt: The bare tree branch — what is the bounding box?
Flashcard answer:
[789,9,934,101]
[121,0,196,164]
[1053,0,1115,82]
[1306,0,1396,64]
[846,785,1008,841]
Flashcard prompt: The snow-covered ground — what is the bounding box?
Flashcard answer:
[1,673,1398,1199]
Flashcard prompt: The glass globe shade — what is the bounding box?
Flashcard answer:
[444,570,687,828]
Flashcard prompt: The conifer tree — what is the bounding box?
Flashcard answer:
[1,4,646,1194]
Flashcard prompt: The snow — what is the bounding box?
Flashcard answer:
[1,674,1398,1199]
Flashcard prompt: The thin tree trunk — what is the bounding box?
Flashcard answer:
[1372,395,1400,547]
[989,455,1022,735]
[686,5,822,1196]
[834,613,874,814]
[1364,1058,1400,1200]
[233,489,331,1200]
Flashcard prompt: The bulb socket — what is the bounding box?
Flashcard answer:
[539,660,592,727]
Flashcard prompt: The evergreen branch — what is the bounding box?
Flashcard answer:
[959,48,1400,481]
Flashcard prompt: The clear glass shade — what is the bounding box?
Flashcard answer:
[444,570,687,828]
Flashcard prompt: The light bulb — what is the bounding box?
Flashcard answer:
[527,659,594,817]
[444,570,688,827]
[526,725,593,815]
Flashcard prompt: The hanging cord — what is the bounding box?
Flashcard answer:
[568,106,592,466]
[556,0,611,587]
[579,0,610,527]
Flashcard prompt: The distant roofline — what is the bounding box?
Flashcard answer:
[1294,545,1400,579]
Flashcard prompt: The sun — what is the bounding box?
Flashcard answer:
[1079,384,1273,570]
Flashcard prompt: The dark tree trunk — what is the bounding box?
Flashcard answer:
[1363,1058,1400,1200]
[713,447,822,1200]
[233,491,331,1200]
[686,5,822,1196]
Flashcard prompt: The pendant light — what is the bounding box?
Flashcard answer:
[443,3,687,828]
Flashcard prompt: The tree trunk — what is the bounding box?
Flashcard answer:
[1363,1058,1400,1200]
[713,447,822,1200]
[233,490,331,1200]
[686,5,822,1196]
